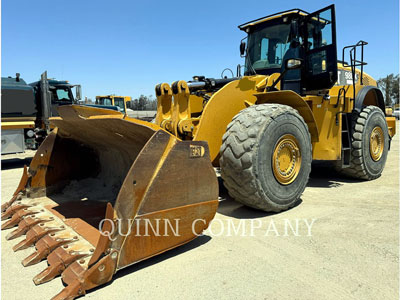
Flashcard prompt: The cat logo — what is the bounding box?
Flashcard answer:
[189,145,205,158]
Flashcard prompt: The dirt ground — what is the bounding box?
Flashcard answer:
[1,125,399,300]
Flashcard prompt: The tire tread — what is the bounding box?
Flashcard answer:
[219,104,311,212]
[334,106,387,180]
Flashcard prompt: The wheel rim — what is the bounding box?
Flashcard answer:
[272,134,302,185]
[370,126,384,161]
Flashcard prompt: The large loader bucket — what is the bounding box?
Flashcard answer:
[1,105,218,299]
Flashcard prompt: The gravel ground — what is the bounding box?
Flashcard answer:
[1,124,399,300]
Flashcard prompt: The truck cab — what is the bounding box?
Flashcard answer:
[1,72,81,154]
[29,78,81,119]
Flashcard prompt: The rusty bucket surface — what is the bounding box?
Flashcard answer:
[1,105,218,299]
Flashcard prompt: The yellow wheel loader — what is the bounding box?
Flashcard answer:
[1,4,396,299]
[95,95,132,113]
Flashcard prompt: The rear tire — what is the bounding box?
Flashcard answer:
[219,104,312,212]
[335,106,389,180]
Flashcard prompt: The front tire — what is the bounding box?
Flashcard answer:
[219,104,312,212]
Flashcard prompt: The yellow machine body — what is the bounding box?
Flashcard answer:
[155,64,395,165]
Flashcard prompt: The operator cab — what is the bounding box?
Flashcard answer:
[96,96,126,113]
[239,5,337,94]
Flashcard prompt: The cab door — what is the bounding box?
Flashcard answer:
[304,5,338,91]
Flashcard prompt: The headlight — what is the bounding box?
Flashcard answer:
[26,130,35,138]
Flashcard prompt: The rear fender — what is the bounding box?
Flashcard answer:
[354,86,385,114]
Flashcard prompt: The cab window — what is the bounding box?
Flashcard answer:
[306,9,334,75]
[247,23,291,71]
[97,97,112,106]
[52,88,72,103]
[306,14,333,50]
[114,97,125,113]
[304,5,337,91]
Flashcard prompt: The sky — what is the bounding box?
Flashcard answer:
[1,0,399,100]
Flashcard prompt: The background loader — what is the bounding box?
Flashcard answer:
[89,95,156,120]
[1,4,396,299]
[94,95,132,114]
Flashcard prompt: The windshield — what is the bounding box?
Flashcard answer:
[246,23,291,73]
[52,87,73,103]
[114,97,125,113]
[96,97,112,106]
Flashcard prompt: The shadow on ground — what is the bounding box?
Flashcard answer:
[216,177,302,219]
[1,157,33,170]
[307,161,364,188]
[86,235,212,295]
[217,162,364,219]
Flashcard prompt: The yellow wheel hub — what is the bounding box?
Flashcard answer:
[272,134,302,185]
[370,126,384,161]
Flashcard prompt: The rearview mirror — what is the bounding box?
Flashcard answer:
[240,41,246,56]
[75,85,82,101]
[285,58,303,70]
[126,101,132,109]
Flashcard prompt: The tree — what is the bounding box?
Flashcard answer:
[137,94,148,110]
[131,95,157,111]
[377,74,399,107]
[146,95,157,110]
[391,74,399,105]
[132,99,139,110]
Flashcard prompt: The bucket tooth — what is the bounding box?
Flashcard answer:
[1,202,29,221]
[54,254,103,300]
[23,250,48,267]
[51,260,88,300]
[33,263,64,285]
[13,224,63,252]
[1,194,20,213]
[6,215,52,240]
[2,208,38,230]
[33,247,88,285]
[22,234,75,267]
[51,280,83,300]
[1,197,14,213]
